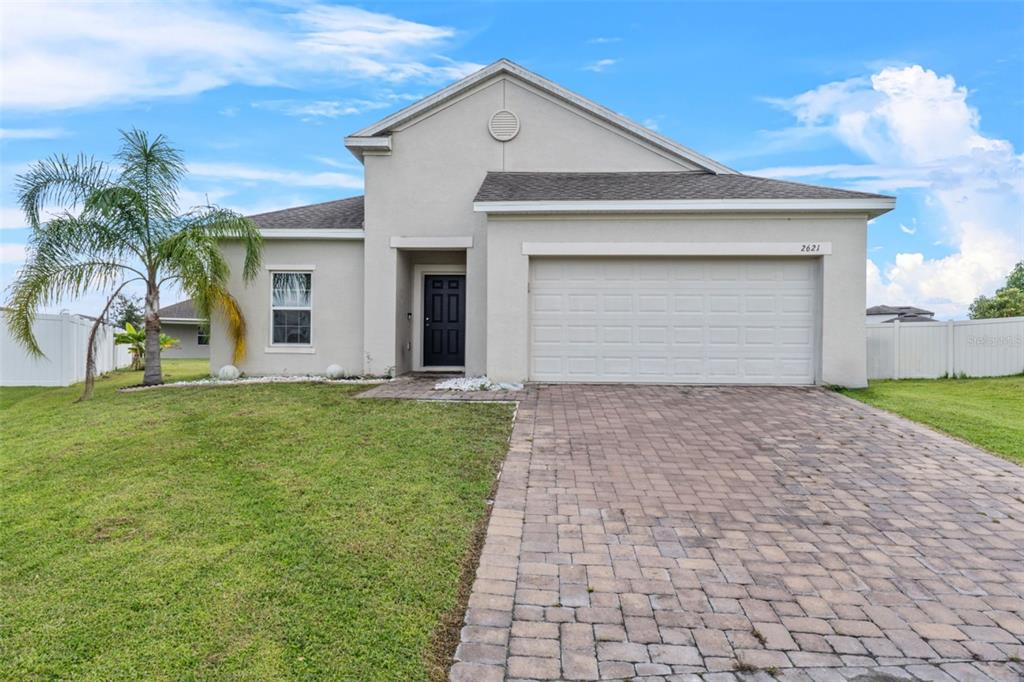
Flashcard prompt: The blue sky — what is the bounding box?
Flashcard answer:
[1,1,1022,318]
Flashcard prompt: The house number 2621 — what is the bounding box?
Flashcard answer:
[800,243,822,252]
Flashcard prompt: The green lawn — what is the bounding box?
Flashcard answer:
[841,375,1024,465]
[0,360,514,681]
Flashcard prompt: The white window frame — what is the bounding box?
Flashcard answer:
[197,327,210,346]
[269,270,314,350]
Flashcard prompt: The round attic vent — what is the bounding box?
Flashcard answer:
[488,110,520,141]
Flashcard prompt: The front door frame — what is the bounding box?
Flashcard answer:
[412,263,467,371]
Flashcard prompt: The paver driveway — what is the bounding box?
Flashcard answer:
[450,385,1024,681]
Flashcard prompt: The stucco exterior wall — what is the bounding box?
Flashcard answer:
[211,239,364,376]
[485,213,869,388]
[161,322,209,359]
[361,75,696,375]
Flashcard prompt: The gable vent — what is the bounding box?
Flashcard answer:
[489,110,520,141]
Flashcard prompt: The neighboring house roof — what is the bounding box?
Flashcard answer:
[866,305,935,317]
[345,58,735,174]
[882,313,935,323]
[158,299,203,323]
[247,196,364,230]
[474,171,891,202]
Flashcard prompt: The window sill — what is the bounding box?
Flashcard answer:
[264,346,316,354]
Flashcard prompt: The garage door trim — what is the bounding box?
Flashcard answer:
[522,241,832,257]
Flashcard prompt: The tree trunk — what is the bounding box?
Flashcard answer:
[142,284,163,386]
[77,283,129,402]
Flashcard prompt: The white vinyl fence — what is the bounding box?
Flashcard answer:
[867,317,1024,380]
[1,312,133,387]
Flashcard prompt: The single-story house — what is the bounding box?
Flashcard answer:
[158,300,209,359]
[866,305,935,324]
[212,59,894,387]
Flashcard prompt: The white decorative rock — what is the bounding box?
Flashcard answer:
[326,364,345,379]
[218,364,241,380]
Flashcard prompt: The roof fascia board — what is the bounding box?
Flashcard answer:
[473,198,896,217]
[161,317,204,324]
[343,136,391,161]
[257,229,366,240]
[347,59,735,174]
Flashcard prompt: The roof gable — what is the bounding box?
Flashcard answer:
[346,59,734,174]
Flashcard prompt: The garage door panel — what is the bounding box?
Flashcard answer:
[600,357,633,376]
[530,257,818,384]
[709,295,740,313]
[602,294,632,312]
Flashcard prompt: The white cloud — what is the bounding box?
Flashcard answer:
[899,223,916,235]
[758,65,1024,318]
[583,59,618,73]
[588,37,622,44]
[0,3,481,111]
[641,117,660,132]
[188,162,363,190]
[0,127,67,140]
[252,92,420,120]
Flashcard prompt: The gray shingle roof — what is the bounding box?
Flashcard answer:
[247,195,364,230]
[882,313,935,323]
[474,172,891,202]
[158,299,200,320]
[867,305,935,317]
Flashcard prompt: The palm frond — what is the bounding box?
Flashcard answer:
[166,207,263,281]
[83,186,150,258]
[16,154,110,228]
[28,211,142,268]
[4,250,133,357]
[115,128,186,229]
[208,286,248,363]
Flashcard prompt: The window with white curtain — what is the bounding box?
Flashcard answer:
[271,272,312,344]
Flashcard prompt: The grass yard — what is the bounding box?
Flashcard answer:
[841,374,1024,465]
[0,360,515,681]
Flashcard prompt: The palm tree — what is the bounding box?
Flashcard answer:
[5,129,262,398]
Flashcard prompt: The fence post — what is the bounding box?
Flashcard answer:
[892,319,901,380]
[946,320,955,377]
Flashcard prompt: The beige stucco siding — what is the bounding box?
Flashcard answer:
[485,213,868,388]
[501,80,698,172]
[161,322,209,359]
[361,75,700,376]
[211,239,364,376]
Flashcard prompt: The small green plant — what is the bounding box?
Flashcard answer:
[115,322,178,370]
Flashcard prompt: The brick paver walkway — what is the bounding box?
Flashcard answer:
[450,385,1024,681]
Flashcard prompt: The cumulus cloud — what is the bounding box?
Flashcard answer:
[0,3,481,110]
[756,65,1023,318]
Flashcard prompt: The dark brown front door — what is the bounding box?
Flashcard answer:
[423,275,466,366]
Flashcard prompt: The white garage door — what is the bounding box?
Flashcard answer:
[529,257,819,384]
